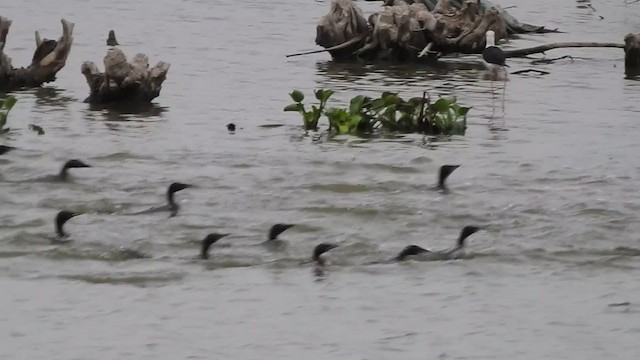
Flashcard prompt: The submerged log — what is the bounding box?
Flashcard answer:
[81,48,170,104]
[0,17,74,91]
[314,0,554,62]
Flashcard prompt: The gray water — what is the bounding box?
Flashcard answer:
[1,0,640,358]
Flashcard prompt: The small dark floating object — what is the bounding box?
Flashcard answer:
[226,123,236,132]
[511,69,550,75]
[608,302,631,307]
[258,124,285,128]
[107,30,119,46]
[0,145,15,155]
[29,124,45,135]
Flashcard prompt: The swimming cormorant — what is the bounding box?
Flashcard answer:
[58,159,92,181]
[395,225,482,261]
[130,182,192,217]
[268,224,295,241]
[55,210,82,239]
[437,165,460,190]
[200,233,230,259]
[0,145,15,155]
[313,243,339,266]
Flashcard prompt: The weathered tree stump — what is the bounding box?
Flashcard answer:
[314,0,552,62]
[0,17,74,91]
[81,48,170,104]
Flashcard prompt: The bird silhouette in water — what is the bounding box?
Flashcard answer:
[22,159,92,182]
[263,223,295,250]
[53,210,83,243]
[200,233,231,259]
[129,182,192,217]
[0,145,15,155]
[395,225,482,261]
[437,165,460,191]
[312,243,339,278]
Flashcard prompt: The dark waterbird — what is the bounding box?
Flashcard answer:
[437,164,460,191]
[268,223,295,241]
[55,210,83,240]
[200,233,231,259]
[0,145,15,155]
[313,243,339,266]
[130,182,192,217]
[395,225,482,261]
[262,223,295,250]
[17,159,91,183]
[57,159,92,181]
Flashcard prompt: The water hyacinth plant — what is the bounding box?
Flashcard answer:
[0,95,17,134]
[284,90,470,136]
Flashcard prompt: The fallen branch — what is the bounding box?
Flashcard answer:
[511,69,550,75]
[530,55,574,64]
[504,42,624,58]
[286,34,367,58]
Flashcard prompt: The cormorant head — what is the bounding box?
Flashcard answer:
[395,245,430,261]
[227,123,236,132]
[268,223,295,241]
[0,145,16,155]
[55,210,82,237]
[168,182,192,195]
[312,243,339,264]
[457,225,482,247]
[200,233,230,259]
[438,165,460,189]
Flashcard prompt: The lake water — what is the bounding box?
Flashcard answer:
[1,0,640,359]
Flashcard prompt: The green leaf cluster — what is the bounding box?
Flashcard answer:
[284,90,470,136]
[0,96,17,134]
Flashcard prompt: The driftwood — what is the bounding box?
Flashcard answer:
[81,48,170,104]
[314,0,545,62]
[0,17,74,91]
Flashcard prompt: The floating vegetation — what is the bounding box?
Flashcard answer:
[285,89,470,136]
[0,95,17,134]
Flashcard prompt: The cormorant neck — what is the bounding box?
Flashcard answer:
[200,244,209,259]
[59,164,69,180]
[56,223,66,238]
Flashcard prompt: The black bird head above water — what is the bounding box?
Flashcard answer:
[227,123,236,132]
[59,159,91,180]
[55,210,82,238]
[166,182,193,217]
[438,165,460,190]
[0,145,16,155]
[200,233,230,259]
[312,243,339,265]
[268,223,295,241]
[395,245,430,261]
[457,225,482,247]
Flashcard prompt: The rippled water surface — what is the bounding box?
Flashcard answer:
[1,0,640,359]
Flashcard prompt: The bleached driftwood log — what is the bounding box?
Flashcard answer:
[314,0,512,62]
[0,17,74,90]
[81,48,170,104]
